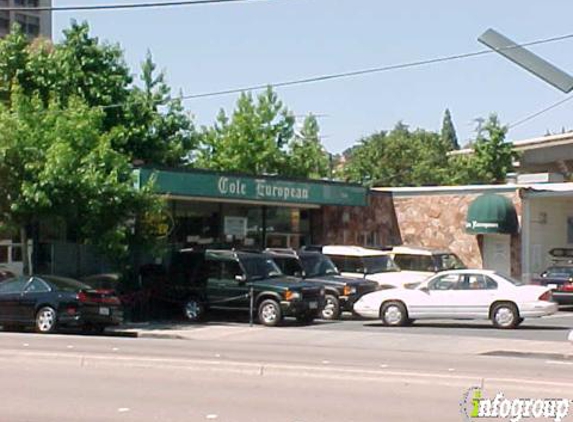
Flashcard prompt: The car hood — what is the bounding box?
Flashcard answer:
[304,274,376,287]
[364,271,428,287]
[249,276,321,291]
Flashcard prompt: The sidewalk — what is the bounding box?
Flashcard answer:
[110,320,573,357]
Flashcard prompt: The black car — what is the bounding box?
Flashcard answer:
[265,249,379,320]
[535,265,573,305]
[0,275,123,333]
[163,249,325,326]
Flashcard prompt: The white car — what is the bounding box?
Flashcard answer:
[321,245,427,288]
[353,269,558,329]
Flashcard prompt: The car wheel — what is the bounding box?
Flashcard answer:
[258,299,283,327]
[36,306,57,333]
[492,303,519,329]
[183,298,204,322]
[380,301,408,327]
[321,294,341,320]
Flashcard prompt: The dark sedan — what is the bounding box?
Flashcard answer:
[535,266,573,305]
[0,275,123,333]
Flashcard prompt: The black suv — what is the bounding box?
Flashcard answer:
[165,249,325,326]
[265,249,378,320]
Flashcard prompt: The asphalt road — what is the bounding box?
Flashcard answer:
[1,319,572,422]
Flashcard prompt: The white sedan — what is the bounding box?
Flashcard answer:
[353,270,558,329]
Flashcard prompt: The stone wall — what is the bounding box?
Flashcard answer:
[393,191,522,276]
[312,191,401,247]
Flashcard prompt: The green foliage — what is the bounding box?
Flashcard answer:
[441,108,459,150]
[343,122,451,187]
[195,87,330,179]
[285,114,329,179]
[449,114,517,184]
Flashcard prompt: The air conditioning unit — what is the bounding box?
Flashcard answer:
[516,173,565,184]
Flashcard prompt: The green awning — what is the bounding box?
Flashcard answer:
[465,193,518,234]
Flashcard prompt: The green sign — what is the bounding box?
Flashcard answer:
[137,169,367,207]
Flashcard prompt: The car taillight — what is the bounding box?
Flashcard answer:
[539,291,552,301]
[562,283,573,292]
[77,291,88,303]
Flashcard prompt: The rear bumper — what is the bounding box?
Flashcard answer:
[552,292,573,305]
[519,301,559,318]
[58,308,124,327]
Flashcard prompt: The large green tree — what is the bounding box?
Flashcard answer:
[195,87,330,178]
[441,108,459,150]
[343,122,450,187]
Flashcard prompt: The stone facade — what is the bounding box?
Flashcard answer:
[317,189,523,277]
[312,191,401,247]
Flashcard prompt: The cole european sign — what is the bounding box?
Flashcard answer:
[136,169,367,207]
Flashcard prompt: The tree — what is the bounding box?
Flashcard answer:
[448,114,517,184]
[342,122,450,187]
[285,114,329,179]
[441,108,459,150]
[0,92,162,271]
[196,87,294,175]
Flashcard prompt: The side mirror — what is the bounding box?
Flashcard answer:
[293,271,304,278]
[420,286,430,293]
[235,274,247,283]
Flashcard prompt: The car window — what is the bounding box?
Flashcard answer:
[545,267,573,278]
[300,254,338,277]
[394,254,434,272]
[434,254,466,271]
[428,274,459,290]
[485,277,498,290]
[40,275,92,292]
[24,278,51,293]
[456,274,488,290]
[206,260,221,279]
[0,277,29,294]
[272,257,303,277]
[362,256,399,274]
[221,261,242,280]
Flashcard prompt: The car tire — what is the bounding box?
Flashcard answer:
[183,297,204,322]
[321,294,341,320]
[258,299,283,327]
[491,303,519,329]
[35,306,57,333]
[380,301,408,327]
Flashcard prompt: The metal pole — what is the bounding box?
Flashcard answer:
[249,287,254,327]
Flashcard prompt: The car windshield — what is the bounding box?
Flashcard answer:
[300,254,339,277]
[362,255,399,274]
[545,266,573,278]
[434,253,466,271]
[40,275,92,292]
[240,256,283,280]
[496,273,524,286]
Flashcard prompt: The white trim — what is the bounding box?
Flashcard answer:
[161,194,321,209]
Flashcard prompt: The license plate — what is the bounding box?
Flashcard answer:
[99,307,110,316]
[309,302,318,310]
[548,284,558,290]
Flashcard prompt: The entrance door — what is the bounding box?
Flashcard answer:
[483,234,511,276]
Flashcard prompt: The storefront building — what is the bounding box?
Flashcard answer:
[136,168,368,250]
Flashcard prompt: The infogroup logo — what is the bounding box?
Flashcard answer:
[460,387,570,422]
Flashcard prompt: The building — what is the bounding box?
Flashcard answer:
[0,0,52,39]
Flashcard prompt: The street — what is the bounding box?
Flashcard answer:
[1,310,572,422]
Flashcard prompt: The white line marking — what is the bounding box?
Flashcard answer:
[206,414,218,419]
[545,360,573,366]
[117,408,130,413]
[448,368,456,372]
[22,344,29,347]
[66,345,74,349]
[112,348,119,352]
[322,360,330,364]
[379,364,388,368]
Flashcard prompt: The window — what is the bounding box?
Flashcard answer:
[394,254,434,272]
[0,277,28,294]
[428,274,460,291]
[0,246,8,263]
[272,257,303,277]
[221,261,242,280]
[15,13,39,37]
[24,278,51,293]
[14,0,39,7]
[455,274,496,290]
[206,260,220,279]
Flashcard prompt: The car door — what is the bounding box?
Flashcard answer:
[412,273,462,318]
[0,277,29,323]
[19,277,52,322]
[449,274,497,319]
[206,259,249,310]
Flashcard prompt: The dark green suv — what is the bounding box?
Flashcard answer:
[167,249,325,326]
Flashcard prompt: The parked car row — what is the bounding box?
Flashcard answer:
[0,244,561,332]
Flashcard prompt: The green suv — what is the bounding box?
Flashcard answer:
[166,249,325,326]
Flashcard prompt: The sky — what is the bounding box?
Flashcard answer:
[52,0,573,154]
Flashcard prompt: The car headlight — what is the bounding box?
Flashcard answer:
[285,290,301,301]
[343,285,357,295]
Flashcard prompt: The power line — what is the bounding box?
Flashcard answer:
[509,95,573,129]
[0,0,274,12]
[106,31,573,107]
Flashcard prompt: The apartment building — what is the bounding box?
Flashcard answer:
[0,0,52,39]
